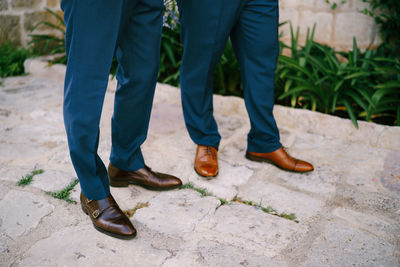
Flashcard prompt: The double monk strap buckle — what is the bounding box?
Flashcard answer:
[92,209,100,218]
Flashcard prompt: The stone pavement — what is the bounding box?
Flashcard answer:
[0,58,399,266]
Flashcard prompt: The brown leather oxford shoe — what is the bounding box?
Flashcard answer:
[80,193,136,239]
[108,163,182,190]
[194,145,219,177]
[246,147,314,173]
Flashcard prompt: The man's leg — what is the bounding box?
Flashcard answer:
[231,0,313,172]
[178,0,242,149]
[108,0,182,189]
[231,0,282,153]
[110,0,163,171]
[62,0,124,200]
[177,0,243,177]
[62,0,136,239]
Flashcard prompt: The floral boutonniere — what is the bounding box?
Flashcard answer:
[163,0,179,29]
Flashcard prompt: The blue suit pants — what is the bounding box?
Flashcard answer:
[62,0,163,200]
[177,0,282,153]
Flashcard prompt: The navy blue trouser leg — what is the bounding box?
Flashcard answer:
[178,0,281,152]
[231,0,282,152]
[62,0,163,200]
[178,0,242,149]
[110,0,164,171]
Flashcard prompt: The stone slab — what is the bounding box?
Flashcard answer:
[333,207,398,244]
[163,239,287,267]
[134,190,220,238]
[30,169,76,192]
[0,190,54,237]
[238,176,325,222]
[15,225,170,267]
[195,204,307,258]
[303,222,398,266]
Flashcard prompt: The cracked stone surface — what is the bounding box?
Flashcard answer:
[303,222,398,267]
[0,59,399,266]
[15,225,171,267]
[0,190,54,238]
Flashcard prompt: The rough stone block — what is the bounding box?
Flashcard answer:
[196,204,307,257]
[12,0,42,9]
[303,222,398,266]
[333,208,397,243]
[24,10,64,32]
[16,225,171,266]
[187,160,254,200]
[0,165,34,183]
[238,178,325,221]
[279,8,299,39]
[0,190,54,237]
[334,12,375,47]
[380,151,400,195]
[163,240,287,267]
[282,0,314,9]
[315,0,351,11]
[30,169,76,192]
[299,10,333,44]
[352,0,371,10]
[0,15,21,46]
[134,190,221,238]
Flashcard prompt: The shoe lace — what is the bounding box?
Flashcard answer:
[205,146,216,160]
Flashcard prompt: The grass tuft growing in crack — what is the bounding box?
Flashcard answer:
[181,183,229,208]
[180,182,212,197]
[232,196,299,223]
[181,184,299,222]
[218,198,228,206]
[46,179,79,204]
[17,169,44,186]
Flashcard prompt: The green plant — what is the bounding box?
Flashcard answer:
[361,0,400,58]
[46,179,79,204]
[17,169,44,186]
[181,184,298,222]
[158,24,182,86]
[325,0,348,10]
[0,42,30,78]
[29,8,66,64]
[180,182,211,197]
[213,40,242,97]
[276,24,400,127]
[231,195,298,223]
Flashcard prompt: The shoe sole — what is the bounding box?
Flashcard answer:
[109,177,182,191]
[194,167,218,178]
[245,152,314,173]
[81,202,136,240]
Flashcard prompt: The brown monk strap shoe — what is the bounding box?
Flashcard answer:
[246,147,314,173]
[194,145,219,177]
[108,163,182,190]
[80,193,136,239]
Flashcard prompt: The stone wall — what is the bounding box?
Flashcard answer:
[0,0,379,51]
[0,0,61,47]
[279,0,380,50]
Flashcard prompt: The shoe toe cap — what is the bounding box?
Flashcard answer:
[295,160,314,172]
[195,164,218,177]
[109,219,137,237]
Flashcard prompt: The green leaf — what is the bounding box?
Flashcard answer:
[278,86,311,99]
[375,81,400,89]
[343,99,359,128]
